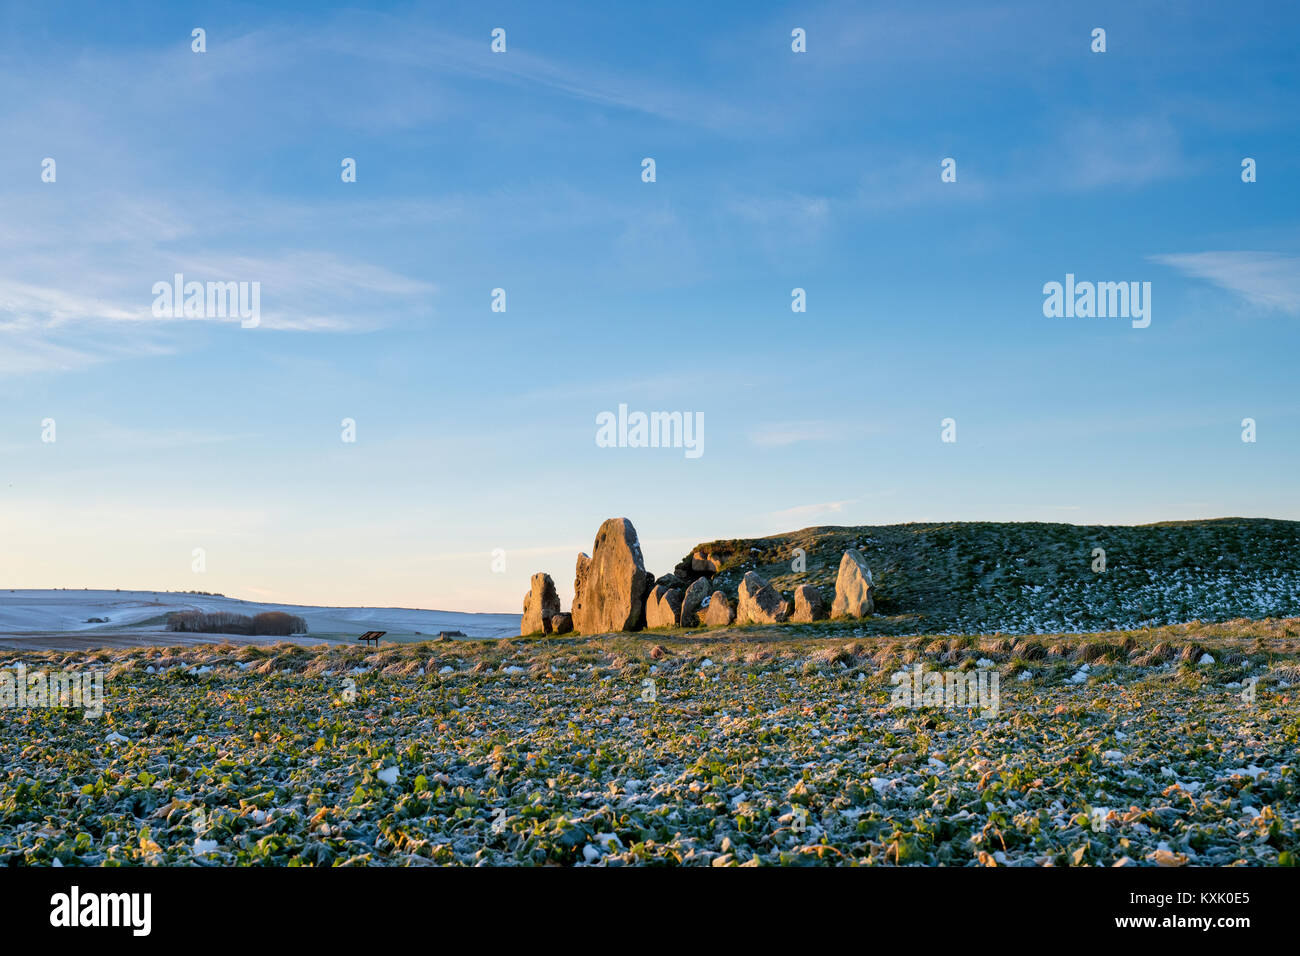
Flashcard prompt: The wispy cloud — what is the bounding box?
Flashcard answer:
[749,420,880,447]
[727,193,830,224]
[766,500,856,523]
[851,156,991,213]
[0,315,175,375]
[1048,117,1188,191]
[310,14,758,132]
[723,191,832,248]
[85,423,257,450]
[1150,252,1300,315]
[0,281,147,326]
[0,249,434,350]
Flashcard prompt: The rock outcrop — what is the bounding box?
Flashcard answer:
[571,518,652,634]
[521,572,560,635]
[700,591,735,626]
[831,549,875,618]
[680,576,711,627]
[790,584,827,622]
[550,612,573,634]
[645,585,683,628]
[690,550,722,574]
[672,558,701,583]
[736,571,790,624]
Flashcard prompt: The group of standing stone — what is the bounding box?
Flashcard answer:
[520,517,876,636]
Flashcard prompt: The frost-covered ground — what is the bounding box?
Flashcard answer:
[0,589,521,644]
[1,618,1297,866]
[963,567,1300,635]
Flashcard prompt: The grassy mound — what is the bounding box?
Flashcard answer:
[684,518,1300,635]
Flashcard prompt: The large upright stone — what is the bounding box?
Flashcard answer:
[790,584,827,622]
[831,549,875,618]
[700,591,735,626]
[680,576,711,627]
[571,518,651,634]
[736,571,790,624]
[521,572,560,635]
[640,569,657,605]
[574,552,591,612]
[645,585,683,629]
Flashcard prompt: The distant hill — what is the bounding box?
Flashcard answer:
[684,518,1300,635]
[0,589,521,641]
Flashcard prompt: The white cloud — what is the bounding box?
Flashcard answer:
[1150,252,1300,315]
[0,315,175,375]
[0,282,147,326]
[0,249,436,373]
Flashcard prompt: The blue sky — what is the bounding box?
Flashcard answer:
[1,0,1297,612]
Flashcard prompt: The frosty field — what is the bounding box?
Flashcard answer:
[2,618,1296,867]
[0,589,521,650]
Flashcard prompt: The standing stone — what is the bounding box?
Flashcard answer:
[736,571,790,624]
[521,572,560,635]
[645,585,684,629]
[680,576,711,627]
[571,518,651,634]
[700,591,735,627]
[831,549,875,618]
[790,584,827,622]
[632,569,656,631]
[550,612,573,635]
[574,552,591,617]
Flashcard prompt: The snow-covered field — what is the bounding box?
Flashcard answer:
[0,589,521,644]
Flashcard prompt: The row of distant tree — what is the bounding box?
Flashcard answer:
[165,610,308,636]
